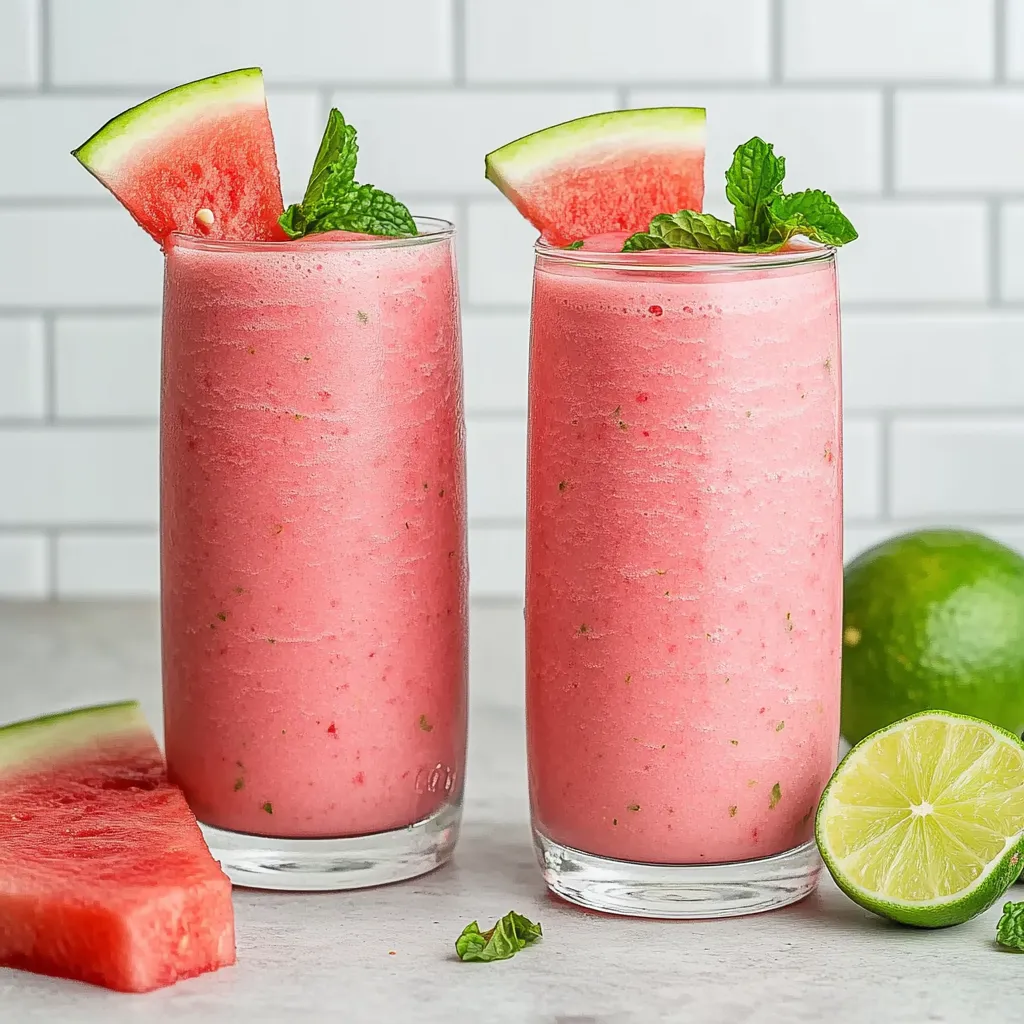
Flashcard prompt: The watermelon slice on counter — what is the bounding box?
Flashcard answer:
[72,67,286,244]
[0,702,235,993]
[484,107,706,246]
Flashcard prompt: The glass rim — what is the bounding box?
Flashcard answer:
[534,237,836,272]
[166,216,454,253]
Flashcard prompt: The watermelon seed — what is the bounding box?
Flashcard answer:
[262,802,273,814]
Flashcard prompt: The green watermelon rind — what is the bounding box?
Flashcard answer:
[0,700,145,774]
[484,106,706,186]
[72,67,266,178]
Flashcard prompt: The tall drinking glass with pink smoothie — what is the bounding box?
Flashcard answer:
[487,108,857,916]
[73,68,467,890]
[161,221,466,889]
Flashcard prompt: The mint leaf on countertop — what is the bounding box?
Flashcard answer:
[997,901,1024,951]
[279,109,416,239]
[621,136,856,256]
[455,911,542,962]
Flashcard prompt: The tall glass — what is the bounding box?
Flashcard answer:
[161,219,467,890]
[526,242,842,917]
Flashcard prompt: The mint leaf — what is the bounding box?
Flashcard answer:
[279,108,416,239]
[622,232,669,251]
[455,911,542,962]
[725,137,786,245]
[769,190,858,246]
[650,211,740,251]
[622,212,739,253]
[302,183,417,237]
[302,108,358,210]
[565,240,585,250]
[739,191,858,253]
[278,204,308,240]
[997,901,1024,951]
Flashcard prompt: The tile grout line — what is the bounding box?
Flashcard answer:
[0,416,159,428]
[881,87,895,196]
[769,0,784,84]
[42,311,56,423]
[6,81,1024,99]
[317,87,333,126]
[0,524,158,535]
[996,0,1008,83]
[45,529,58,600]
[877,412,893,522]
[0,306,162,317]
[451,0,467,87]
[989,198,1003,306]
[38,0,51,91]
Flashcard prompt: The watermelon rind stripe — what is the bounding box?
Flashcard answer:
[72,67,266,177]
[0,700,146,773]
[484,107,706,184]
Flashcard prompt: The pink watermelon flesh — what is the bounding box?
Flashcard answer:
[0,702,235,993]
[73,68,285,245]
[518,151,704,246]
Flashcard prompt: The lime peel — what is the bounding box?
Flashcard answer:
[816,710,1024,928]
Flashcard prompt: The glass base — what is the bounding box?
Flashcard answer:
[200,801,461,891]
[534,829,821,919]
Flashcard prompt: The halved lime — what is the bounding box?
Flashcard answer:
[816,711,1024,927]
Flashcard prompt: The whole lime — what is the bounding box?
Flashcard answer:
[842,529,1024,746]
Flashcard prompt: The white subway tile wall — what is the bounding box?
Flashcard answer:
[0,0,1022,599]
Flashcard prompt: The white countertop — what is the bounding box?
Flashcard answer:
[0,602,1018,1023]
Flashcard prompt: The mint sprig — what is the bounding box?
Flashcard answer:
[279,109,416,239]
[622,137,856,255]
[455,911,542,962]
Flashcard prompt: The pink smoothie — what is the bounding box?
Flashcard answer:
[526,240,842,864]
[161,227,467,839]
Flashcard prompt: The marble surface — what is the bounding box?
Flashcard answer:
[0,601,1018,1023]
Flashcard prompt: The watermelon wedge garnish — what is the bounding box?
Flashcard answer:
[484,107,706,246]
[72,67,285,244]
[0,702,235,992]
